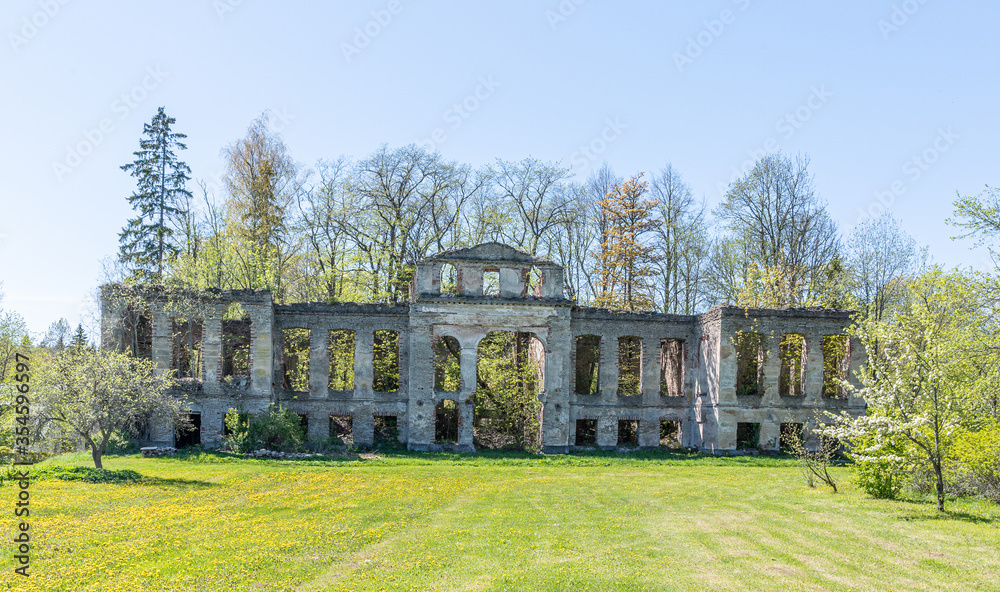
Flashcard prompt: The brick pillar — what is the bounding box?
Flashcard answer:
[762,334,781,405]
[804,332,824,404]
[307,410,328,442]
[599,335,619,403]
[641,338,659,406]
[596,414,617,449]
[354,330,374,399]
[247,305,273,398]
[150,302,172,375]
[310,326,330,399]
[638,418,659,448]
[202,304,224,395]
[354,410,375,447]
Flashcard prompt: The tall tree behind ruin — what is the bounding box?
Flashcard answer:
[846,212,917,321]
[580,163,622,304]
[649,164,709,314]
[593,174,662,311]
[708,154,840,307]
[295,157,354,302]
[489,157,574,258]
[345,144,469,303]
[119,107,192,284]
[222,111,302,299]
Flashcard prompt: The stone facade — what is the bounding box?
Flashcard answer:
[101,242,864,453]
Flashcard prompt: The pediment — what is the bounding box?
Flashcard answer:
[426,242,553,265]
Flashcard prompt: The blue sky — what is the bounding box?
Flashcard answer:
[1,1,997,336]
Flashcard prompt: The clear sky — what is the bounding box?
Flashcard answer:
[1,1,997,337]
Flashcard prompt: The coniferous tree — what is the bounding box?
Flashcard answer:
[71,323,88,350]
[119,107,192,283]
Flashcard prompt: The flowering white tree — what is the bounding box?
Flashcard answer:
[827,268,982,511]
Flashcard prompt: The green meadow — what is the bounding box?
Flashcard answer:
[1,451,998,591]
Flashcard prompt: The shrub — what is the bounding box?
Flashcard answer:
[223,408,253,454]
[245,405,306,453]
[951,423,1000,502]
[853,457,904,500]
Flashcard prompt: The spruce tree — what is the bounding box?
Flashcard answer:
[119,107,192,283]
[71,323,88,350]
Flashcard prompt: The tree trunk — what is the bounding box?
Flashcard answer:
[91,445,103,469]
[934,460,946,511]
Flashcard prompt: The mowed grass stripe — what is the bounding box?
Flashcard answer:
[1,455,997,591]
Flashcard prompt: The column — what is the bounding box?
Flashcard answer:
[309,326,330,399]
[150,302,172,375]
[247,305,273,398]
[598,335,618,403]
[354,330,374,399]
[202,304,224,394]
[641,338,659,405]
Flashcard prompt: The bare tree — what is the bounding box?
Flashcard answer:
[490,157,574,257]
[345,144,469,303]
[710,154,840,307]
[649,164,709,314]
[847,212,917,322]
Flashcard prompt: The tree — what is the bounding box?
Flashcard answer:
[847,212,917,321]
[593,174,662,311]
[70,324,88,350]
[345,144,470,303]
[828,268,982,511]
[709,154,840,307]
[649,164,709,314]
[40,318,71,351]
[35,348,185,468]
[949,184,1000,261]
[119,107,192,283]
[223,111,303,297]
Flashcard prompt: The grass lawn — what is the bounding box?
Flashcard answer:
[1,450,998,591]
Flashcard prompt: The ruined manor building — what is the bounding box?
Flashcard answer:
[101,243,865,453]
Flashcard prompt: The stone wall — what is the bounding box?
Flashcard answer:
[101,244,864,452]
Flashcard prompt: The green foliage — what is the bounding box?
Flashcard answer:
[951,423,1000,502]
[474,332,543,451]
[828,268,985,511]
[433,336,461,392]
[119,106,192,283]
[281,328,310,392]
[821,334,849,398]
[328,329,355,390]
[734,331,765,397]
[853,457,904,500]
[223,408,253,454]
[373,330,399,392]
[244,405,306,453]
[778,333,805,396]
[0,464,143,485]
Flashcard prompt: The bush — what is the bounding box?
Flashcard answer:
[105,429,141,455]
[225,405,306,454]
[0,465,143,485]
[853,457,904,500]
[950,423,1000,502]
